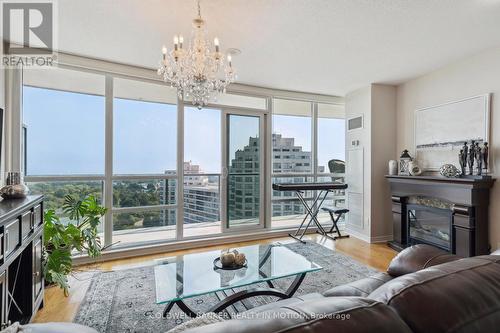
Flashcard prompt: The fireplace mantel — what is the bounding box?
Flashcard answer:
[386,175,495,256]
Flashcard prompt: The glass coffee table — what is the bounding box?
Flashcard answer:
[154,243,322,318]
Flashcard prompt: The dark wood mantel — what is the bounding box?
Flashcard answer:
[386,175,495,256]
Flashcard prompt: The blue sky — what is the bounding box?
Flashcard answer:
[23,86,345,175]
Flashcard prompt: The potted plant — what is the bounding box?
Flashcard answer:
[43,194,107,295]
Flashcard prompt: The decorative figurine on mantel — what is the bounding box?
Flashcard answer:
[482,142,489,174]
[475,141,483,175]
[459,149,466,176]
[458,141,490,177]
[467,140,475,175]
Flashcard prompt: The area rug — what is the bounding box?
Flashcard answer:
[74,242,378,333]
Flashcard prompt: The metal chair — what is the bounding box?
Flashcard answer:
[321,159,349,240]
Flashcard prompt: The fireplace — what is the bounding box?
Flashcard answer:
[386,175,495,257]
[407,204,452,251]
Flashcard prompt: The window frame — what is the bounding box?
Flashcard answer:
[14,57,344,253]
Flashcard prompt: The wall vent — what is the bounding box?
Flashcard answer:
[347,116,363,131]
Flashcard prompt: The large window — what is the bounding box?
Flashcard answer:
[272,99,312,174]
[317,103,346,224]
[317,103,345,174]
[21,62,343,251]
[112,78,178,247]
[271,99,313,228]
[23,68,105,175]
[183,107,222,238]
[23,67,106,222]
[271,99,345,229]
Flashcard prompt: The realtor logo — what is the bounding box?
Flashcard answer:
[2,1,56,67]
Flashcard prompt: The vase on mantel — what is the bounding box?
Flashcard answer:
[388,160,398,175]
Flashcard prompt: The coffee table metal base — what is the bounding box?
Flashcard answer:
[162,272,306,318]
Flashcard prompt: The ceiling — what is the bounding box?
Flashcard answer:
[55,0,500,96]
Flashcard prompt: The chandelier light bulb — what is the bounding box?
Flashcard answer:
[179,35,184,48]
[214,37,220,52]
[173,35,179,50]
[162,46,167,55]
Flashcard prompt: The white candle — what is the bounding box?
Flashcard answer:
[179,35,184,49]
[214,37,220,52]
[174,35,179,50]
[162,45,167,60]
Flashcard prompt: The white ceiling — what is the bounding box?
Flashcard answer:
[56,0,500,96]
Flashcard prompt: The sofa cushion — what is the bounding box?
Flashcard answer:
[369,256,500,333]
[323,272,393,297]
[166,313,225,333]
[181,297,412,333]
[387,244,460,277]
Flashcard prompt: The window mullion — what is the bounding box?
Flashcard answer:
[104,75,114,247]
[176,97,184,240]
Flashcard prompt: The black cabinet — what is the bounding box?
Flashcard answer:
[32,235,43,304]
[0,195,44,329]
[0,271,5,326]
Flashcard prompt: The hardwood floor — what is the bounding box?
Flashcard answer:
[34,235,396,323]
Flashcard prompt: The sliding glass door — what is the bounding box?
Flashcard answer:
[222,110,265,232]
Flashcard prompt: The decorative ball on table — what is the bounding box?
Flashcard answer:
[439,164,461,178]
[234,253,246,266]
[216,249,247,269]
[220,249,237,267]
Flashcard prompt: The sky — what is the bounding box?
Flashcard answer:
[23,86,345,176]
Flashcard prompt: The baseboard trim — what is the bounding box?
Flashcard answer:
[73,227,322,266]
[345,229,393,244]
[370,235,394,243]
[345,228,371,243]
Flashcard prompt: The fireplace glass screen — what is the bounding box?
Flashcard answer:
[408,205,451,250]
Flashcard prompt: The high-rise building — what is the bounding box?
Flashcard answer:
[161,161,220,225]
[228,136,261,222]
[160,134,336,226]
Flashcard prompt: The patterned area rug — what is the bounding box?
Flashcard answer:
[74,241,378,333]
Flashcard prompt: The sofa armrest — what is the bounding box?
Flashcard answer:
[323,272,393,297]
[387,244,461,277]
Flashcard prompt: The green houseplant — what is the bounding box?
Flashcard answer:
[43,194,107,295]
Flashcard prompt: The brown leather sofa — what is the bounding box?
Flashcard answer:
[183,244,500,333]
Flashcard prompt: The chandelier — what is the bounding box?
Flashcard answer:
[158,0,236,109]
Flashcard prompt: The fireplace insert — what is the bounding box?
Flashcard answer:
[407,204,452,251]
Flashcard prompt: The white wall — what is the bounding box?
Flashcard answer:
[396,45,500,250]
[0,71,4,108]
[345,84,397,242]
[371,84,397,241]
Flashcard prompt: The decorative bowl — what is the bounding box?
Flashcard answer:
[439,164,461,178]
[213,257,247,270]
